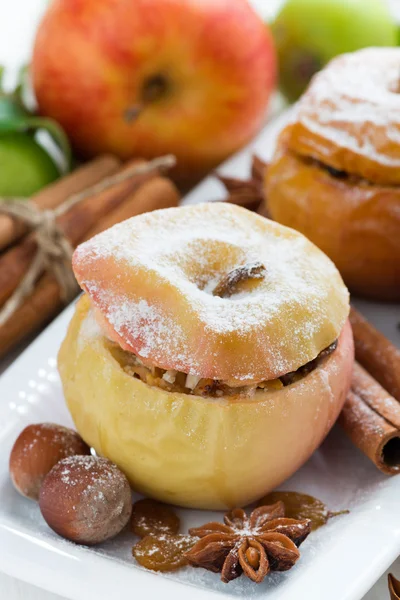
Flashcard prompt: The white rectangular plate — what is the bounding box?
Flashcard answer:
[0,111,399,600]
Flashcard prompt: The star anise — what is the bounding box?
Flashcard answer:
[218,155,269,216]
[185,501,311,584]
[389,573,400,600]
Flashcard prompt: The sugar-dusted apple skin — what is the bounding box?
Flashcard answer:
[32,0,276,184]
[272,0,397,102]
[71,204,350,386]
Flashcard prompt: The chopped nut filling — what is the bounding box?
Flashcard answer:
[107,340,337,399]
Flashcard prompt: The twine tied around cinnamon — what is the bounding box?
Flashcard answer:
[0,154,176,327]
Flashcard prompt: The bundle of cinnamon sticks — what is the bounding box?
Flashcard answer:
[0,155,180,358]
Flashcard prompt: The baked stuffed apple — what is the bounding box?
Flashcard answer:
[58,203,353,509]
[266,48,400,301]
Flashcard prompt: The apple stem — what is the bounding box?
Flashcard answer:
[124,105,143,122]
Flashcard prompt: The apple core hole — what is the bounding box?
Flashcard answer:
[142,74,171,104]
[124,74,172,122]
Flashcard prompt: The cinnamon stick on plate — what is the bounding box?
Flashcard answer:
[0,175,179,358]
[0,155,120,252]
[339,362,400,475]
[350,307,400,402]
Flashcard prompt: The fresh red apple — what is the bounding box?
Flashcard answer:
[32,0,276,183]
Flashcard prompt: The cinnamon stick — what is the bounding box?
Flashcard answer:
[0,175,179,358]
[0,275,62,359]
[340,391,400,475]
[0,155,120,252]
[0,160,160,307]
[352,363,400,428]
[83,177,180,239]
[339,362,400,474]
[350,307,400,402]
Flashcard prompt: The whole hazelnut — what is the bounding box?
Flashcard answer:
[9,423,90,500]
[39,455,132,545]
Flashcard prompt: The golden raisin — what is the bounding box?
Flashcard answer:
[131,498,180,537]
[132,534,196,572]
[259,491,348,531]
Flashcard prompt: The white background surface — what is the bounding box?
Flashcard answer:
[0,1,399,599]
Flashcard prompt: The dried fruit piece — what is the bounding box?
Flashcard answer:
[131,498,180,538]
[213,261,266,298]
[132,534,196,572]
[259,491,348,531]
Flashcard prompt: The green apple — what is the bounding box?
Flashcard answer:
[272,0,397,102]
[0,67,71,198]
[0,132,60,197]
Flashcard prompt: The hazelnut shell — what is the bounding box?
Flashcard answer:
[9,423,90,500]
[39,455,132,545]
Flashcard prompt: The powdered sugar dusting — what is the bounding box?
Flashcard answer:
[294,48,400,179]
[53,455,123,492]
[77,308,103,351]
[74,204,349,382]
